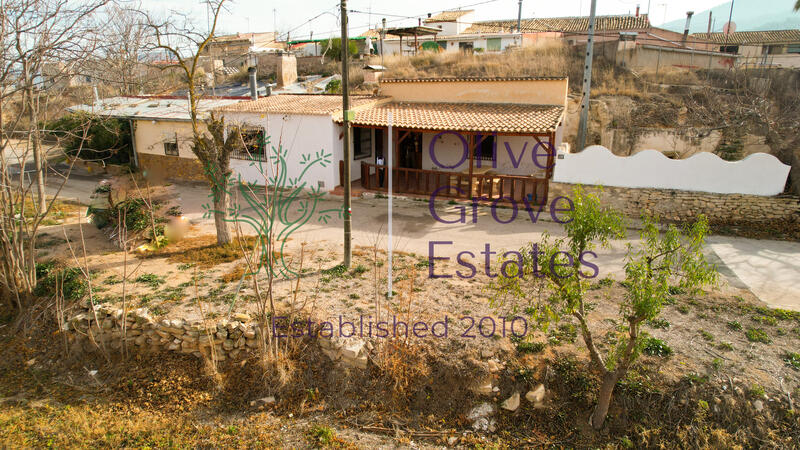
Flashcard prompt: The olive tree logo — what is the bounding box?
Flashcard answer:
[202,134,347,279]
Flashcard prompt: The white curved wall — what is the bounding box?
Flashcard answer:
[553,146,790,196]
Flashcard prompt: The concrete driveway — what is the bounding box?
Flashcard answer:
[708,236,800,311]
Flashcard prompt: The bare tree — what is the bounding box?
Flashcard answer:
[142,0,233,245]
[4,0,109,215]
[94,4,151,96]
[0,0,107,311]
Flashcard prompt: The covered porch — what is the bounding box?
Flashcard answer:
[337,100,564,206]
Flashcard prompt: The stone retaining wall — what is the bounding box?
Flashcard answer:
[549,182,800,223]
[64,303,368,369]
[137,153,207,182]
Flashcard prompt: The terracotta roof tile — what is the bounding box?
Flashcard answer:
[691,29,800,45]
[381,76,567,83]
[464,14,650,34]
[217,94,383,115]
[335,101,564,134]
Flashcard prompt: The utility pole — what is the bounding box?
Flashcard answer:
[381,17,386,66]
[576,0,597,152]
[517,0,523,32]
[341,0,353,268]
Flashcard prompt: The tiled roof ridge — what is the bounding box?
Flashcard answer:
[381,76,567,83]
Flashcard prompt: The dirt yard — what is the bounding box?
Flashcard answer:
[15,187,800,447]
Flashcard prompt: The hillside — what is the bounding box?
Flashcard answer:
[661,0,800,33]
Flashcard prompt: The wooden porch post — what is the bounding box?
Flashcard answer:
[468,134,475,199]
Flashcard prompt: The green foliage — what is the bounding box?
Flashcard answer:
[486,187,717,428]
[135,273,165,288]
[516,340,546,354]
[44,112,132,164]
[319,38,358,61]
[323,79,341,94]
[35,265,87,301]
[647,318,670,329]
[726,320,742,331]
[783,351,800,370]
[699,330,714,342]
[642,337,673,357]
[749,384,765,397]
[745,328,771,344]
[307,424,336,446]
[89,198,166,245]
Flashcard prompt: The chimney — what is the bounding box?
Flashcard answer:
[635,5,640,17]
[418,18,421,26]
[682,11,694,46]
[248,66,258,100]
[427,13,431,18]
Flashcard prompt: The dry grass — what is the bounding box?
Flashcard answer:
[378,41,581,84]
[141,234,258,268]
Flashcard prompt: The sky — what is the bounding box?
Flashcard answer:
[139,0,733,41]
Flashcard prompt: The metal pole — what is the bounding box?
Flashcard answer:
[381,17,386,66]
[517,0,523,32]
[387,112,393,299]
[341,0,352,268]
[576,0,597,152]
[722,0,735,72]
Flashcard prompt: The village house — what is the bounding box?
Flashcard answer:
[67,96,246,181]
[69,77,568,206]
[691,29,800,68]
[369,12,657,55]
[215,76,567,205]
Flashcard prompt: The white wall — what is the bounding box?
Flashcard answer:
[222,112,341,189]
[134,120,198,158]
[553,145,790,196]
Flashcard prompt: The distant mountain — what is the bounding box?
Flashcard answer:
[660,0,800,33]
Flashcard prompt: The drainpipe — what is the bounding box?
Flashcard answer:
[248,66,258,100]
[682,11,694,47]
[129,119,139,169]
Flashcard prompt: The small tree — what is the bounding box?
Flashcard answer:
[320,38,358,61]
[143,0,233,245]
[490,187,717,429]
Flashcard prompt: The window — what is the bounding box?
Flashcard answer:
[486,38,501,52]
[231,127,266,161]
[459,41,474,53]
[789,44,800,54]
[353,127,372,160]
[477,134,495,161]
[719,45,739,54]
[163,135,179,156]
[765,45,785,55]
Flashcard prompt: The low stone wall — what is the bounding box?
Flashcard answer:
[64,303,369,369]
[137,153,207,182]
[549,182,800,223]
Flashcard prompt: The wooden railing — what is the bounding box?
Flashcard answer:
[360,162,549,206]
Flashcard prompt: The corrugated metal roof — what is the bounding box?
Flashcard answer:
[423,10,474,23]
[334,101,564,134]
[464,14,650,34]
[691,29,800,45]
[67,97,245,121]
